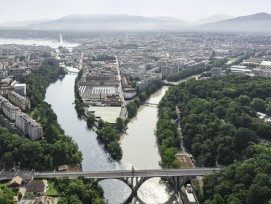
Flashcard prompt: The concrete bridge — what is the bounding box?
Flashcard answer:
[0,168,220,203]
[144,102,159,107]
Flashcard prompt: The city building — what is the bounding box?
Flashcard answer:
[15,113,43,140]
[8,91,30,111]
[0,95,21,121]
[14,83,27,96]
[253,68,271,77]
[26,179,48,194]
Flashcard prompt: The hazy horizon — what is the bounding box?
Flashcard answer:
[1,0,271,23]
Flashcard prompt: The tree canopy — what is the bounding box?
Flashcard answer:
[157,74,271,202]
[0,64,82,170]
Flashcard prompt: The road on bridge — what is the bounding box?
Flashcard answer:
[32,168,220,179]
[0,168,221,180]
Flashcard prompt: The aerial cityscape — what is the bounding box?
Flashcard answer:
[0,1,271,204]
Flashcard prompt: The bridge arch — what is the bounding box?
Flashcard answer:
[96,176,181,204]
[96,177,134,191]
[135,176,176,192]
[95,175,190,202]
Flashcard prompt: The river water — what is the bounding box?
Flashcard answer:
[0,38,176,203]
[45,73,176,203]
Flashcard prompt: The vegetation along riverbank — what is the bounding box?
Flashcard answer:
[157,74,271,203]
[0,63,82,170]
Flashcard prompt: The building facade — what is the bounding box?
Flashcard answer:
[15,113,43,140]
[8,91,30,111]
[0,95,21,121]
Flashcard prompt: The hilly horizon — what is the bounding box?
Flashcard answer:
[195,14,234,25]
[197,12,271,32]
[1,13,271,32]
[27,14,187,31]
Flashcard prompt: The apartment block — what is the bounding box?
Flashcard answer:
[15,113,43,140]
[8,91,30,111]
[0,96,21,121]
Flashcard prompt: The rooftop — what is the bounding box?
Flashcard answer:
[260,61,271,66]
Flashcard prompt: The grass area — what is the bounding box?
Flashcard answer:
[67,164,81,172]
[176,154,194,168]
[50,197,55,203]
[192,179,203,202]
[46,181,58,196]
[0,182,8,188]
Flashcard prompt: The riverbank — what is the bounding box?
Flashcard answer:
[0,63,82,171]
[126,79,163,120]
[96,79,164,161]
[74,69,85,118]
[45,74,127,204]
[26,63,83,169]
[73,69,125,161]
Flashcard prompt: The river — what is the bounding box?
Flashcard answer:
[0,37,179,203]
[120,86,176,204]
[45,73,176,203]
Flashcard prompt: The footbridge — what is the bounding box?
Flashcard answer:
[144,102,159,107]
[0,168,221,203]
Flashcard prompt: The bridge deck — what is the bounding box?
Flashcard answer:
[0,168,221,180]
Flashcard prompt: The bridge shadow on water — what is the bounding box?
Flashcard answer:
[121,178,178,204]
[123,193,177,204]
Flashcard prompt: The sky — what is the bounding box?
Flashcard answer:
[1,0,271,23]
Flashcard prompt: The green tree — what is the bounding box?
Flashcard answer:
[115,117,125,132]
[0,187,13,204]
[87,114,96,128]
[251,98,266,113]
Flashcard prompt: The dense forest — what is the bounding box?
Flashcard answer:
[0,64,82,170]
[26,63,66,109]
[203,144,271,204]
[56,177,105,204]
[157,74,271,203]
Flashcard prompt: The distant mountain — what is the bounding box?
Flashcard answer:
[198,12,271,32]
[0,19,50,28]
[2,13,271,32]
[28,14,187,31]
[196,14,233,24]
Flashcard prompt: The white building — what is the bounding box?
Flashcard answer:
[0,96,21,121]
[14,84,27,96]
[15,113,43,140]
[8,91,30,111]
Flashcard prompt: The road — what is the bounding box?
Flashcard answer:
[0,168,221,180]
[23,168,220,179]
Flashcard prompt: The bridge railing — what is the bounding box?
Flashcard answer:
[0,168,222,180]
